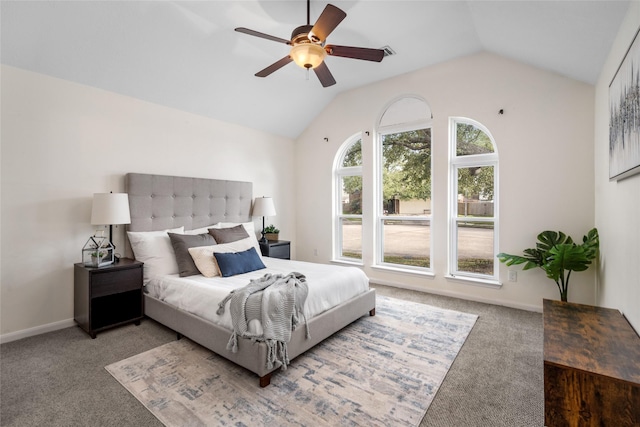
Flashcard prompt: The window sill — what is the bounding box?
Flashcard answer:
[331,259,364,267]
[371,264,435,278]
[445,274,502,288]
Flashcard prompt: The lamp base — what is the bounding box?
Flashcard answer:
[259,216,268,244]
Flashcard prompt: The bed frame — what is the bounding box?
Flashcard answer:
[125,173,376,387]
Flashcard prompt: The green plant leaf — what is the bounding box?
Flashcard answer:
[264,224,280,233]
[536,230,572,253]
[497,245,547,269]
[544,244,591,282]
[496,252,528,266]
[497,249,542,270]
[521,248,545,270]
[581,227,599,259]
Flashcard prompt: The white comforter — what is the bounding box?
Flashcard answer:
[145,258,369,333]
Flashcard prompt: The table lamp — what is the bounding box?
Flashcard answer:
[253,197,276,244]
[91,192,131,249]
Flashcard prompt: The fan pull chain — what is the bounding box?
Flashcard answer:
[306,68,310,81]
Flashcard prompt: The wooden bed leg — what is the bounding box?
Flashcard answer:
[369,308,376,316]
[176,332,183,340]
[259,373,272,388]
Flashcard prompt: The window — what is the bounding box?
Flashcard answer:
[376,97,432,271]
[333,100,498,286]
[334,134,363,262]
[449,118,498,282]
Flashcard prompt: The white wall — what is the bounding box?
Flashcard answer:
[295,52,596,311]
[0,65,295,340]
[594,4,640,332]
[6,41,630,338]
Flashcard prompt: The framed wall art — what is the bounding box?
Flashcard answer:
[609,26,640,181]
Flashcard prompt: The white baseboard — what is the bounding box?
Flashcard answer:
[370,279,543,313]
[0,318,76,344]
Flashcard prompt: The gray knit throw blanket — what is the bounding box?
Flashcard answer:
[216,272,310,370]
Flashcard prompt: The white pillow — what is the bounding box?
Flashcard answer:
[127,227,184,284]
[188,237,258,278]
[211,222,261,254]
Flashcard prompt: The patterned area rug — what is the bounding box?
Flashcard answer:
[105,296,477,426]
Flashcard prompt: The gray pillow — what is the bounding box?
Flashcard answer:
[208,225,249,244]
[168,233,216,277]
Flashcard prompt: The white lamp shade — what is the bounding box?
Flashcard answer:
[91,193,131,225]
[253,197,276,217]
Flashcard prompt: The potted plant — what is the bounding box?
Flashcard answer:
[263,224,280,241]
[90,250,107,266]
[497,228,599,302]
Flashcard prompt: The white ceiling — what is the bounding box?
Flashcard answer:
[1,1,630,138]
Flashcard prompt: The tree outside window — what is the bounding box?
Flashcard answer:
[379,127,432,269]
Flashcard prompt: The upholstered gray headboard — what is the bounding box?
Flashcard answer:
[125,173,253,257]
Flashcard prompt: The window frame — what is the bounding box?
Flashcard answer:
[375,120,434,274]
[333,133,364,264]
[448,117,499,284]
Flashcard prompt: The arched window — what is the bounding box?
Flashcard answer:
[449,118,499,282]
[333,133,363,262]
[376,96,432,272]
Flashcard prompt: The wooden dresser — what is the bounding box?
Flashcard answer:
[543,299,640,426]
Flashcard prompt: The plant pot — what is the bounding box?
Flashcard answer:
[265,233,279,241]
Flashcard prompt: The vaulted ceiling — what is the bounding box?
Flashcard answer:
[1,1,629,138]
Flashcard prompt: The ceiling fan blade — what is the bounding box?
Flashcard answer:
[313,61,336,87]
[309,4,346,43]
[255,56,293,78]
[326,45,385,62]
[235,27,291,45]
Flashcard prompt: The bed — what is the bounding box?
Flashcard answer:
[124,173,376,387]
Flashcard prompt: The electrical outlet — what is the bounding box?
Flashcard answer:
[508,270,517,282]
[313,249,318,256]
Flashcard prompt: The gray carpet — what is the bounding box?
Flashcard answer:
[0,284,544,426]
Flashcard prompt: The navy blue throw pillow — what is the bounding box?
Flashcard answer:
[214,247,266,277]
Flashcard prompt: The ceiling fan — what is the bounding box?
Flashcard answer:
[235,0,385,87]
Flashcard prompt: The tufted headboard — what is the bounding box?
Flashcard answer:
[124,173,253,257]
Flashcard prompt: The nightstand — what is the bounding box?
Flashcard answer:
[260,240,291,259]
[74,258,144,338]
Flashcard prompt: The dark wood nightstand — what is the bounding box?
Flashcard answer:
[74,258,144,338]
[260,240,290,259]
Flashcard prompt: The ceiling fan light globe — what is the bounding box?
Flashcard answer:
[290,43,326,69]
